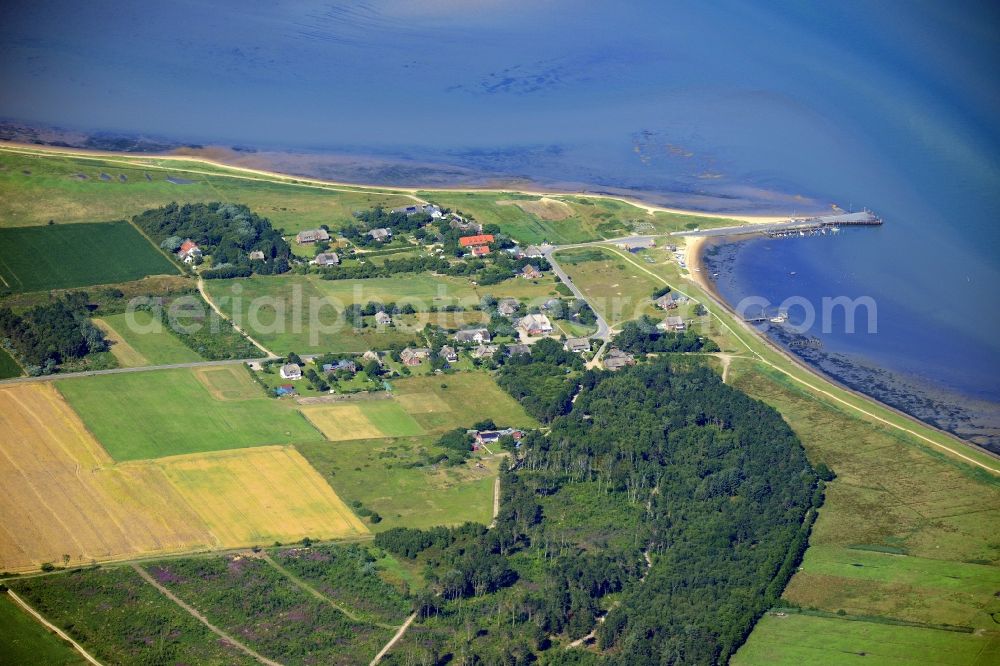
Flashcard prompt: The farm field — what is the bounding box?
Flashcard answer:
[142,553,393,665]
[728,360,1000,661]
[302,400,425,441]
[8,566,258,665]
[0,384,214,572]
[391,371,539,433]
[0,346,22,378]
[0,222,178,293]
[0,148,413,231]
[95,310,202,366]
[0,594,86,665]
[57,365,319,461]
[553,246,663,326]
[154,446,368,545]
[733,612,997,665]
[296,436,502,531]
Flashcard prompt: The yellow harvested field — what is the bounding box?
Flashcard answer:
[498,197,572,220]
[301,404,385,441]
[192,365,259,401]
[394,391,451,414]
[92,317,148,367]
[156,446,368,544]
[0,384,213,572]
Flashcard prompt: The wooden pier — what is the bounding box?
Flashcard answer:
[672,210,882,239]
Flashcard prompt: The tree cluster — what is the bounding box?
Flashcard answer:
[0,293,106,373]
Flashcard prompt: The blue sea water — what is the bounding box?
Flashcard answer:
[1,1,997,444]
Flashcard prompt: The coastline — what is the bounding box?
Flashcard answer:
[0,140,792,225]
[685,233,1000,461]
[2,140,996,469]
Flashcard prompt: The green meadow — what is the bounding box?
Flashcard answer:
[98,310,203,365]
[204,273,556,354]
[0,595,85,666]
[57,365,319,461]
[0,222,178,293]
[296,436,501,531]
[0,149,413,232]
[391,371,539,433]
[734,612,997,665]
[728,360,1000,662]
[553,246,663,326]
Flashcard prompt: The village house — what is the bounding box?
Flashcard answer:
[449,216,482,234]
[506,344,531,357]
[518,313,553,336]
[322,359,357,374]
[521,264,542,279]
[655,293,677,310]
[497,298,520,317]
[392,204,442,218]
[458,234,494,248]
[603,348,636,371]
[248,249,266,261]
[660,315,686,332]
[506,246,525,259]
[454,327,491,344]
[368,228,392,242]
[279,363,302,380]
[541,298,562,312]
[616,238,656,252]
[362,350,382,365]
[473,428,524,450]
[440,345,458,363]
[523,245,545,258]
[275,384,297,397]
[177,239,202,264]
[471,344,499,359]
[400,347,431,366]
[564,337,591,353]
[296,228,331,245]
[375,311,392,326]
[471,245,491,257]
[311,252,340,266]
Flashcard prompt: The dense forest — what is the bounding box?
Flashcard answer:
[376,355,821,664]
[0,292,106,374]
[133,202,291,276]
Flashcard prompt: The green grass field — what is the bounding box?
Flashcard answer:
[98,310,203,365]
[204,273,555,353]
[296,436,501,531]
[734,612,998,665]
[0,149,413,232]
[0,222,178,293]
[391,371,539,433]
[553,246,662,325]
[728,360,1000,662]
[57,365,320,461]
[0,347,22,378]
[0,595,85,666]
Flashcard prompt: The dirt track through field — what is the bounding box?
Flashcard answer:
[132,564,283,666]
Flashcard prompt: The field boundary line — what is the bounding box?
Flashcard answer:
[197,277,275,358]
[370,612,417,666]
[603,246,1000,476]
[260,552,397,629]
[126,218,185,276]
[7,589,104,666]
[131,563,283,666]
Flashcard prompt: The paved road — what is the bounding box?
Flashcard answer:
[0,357,274,386]
[541,243,612,342]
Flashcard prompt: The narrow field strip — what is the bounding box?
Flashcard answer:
[6,590,103,666]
